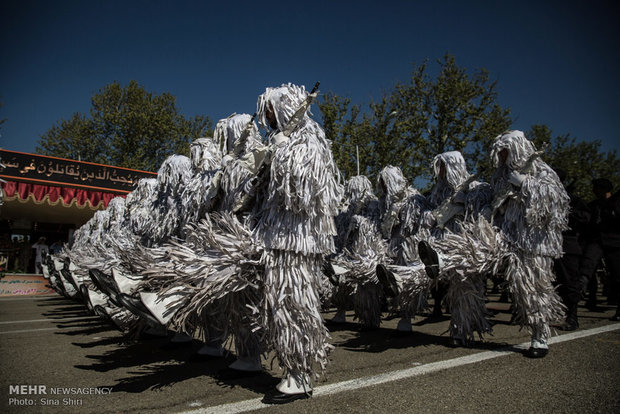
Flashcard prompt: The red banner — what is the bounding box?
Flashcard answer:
[1,180,119,209]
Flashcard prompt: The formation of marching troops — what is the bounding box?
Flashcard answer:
[39,83,570,404]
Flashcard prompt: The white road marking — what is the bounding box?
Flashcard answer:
[181,323,620,414]
[0,327,59,335]
[0,318,56,324]
[0,295,57,301]
[0,316,99,325]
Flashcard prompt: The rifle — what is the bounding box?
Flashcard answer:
[232,113,258,157]
[432,172,480,229]
[281,82,320,136]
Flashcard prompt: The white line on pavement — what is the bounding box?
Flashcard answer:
[182,323,620,414]
[0,316,99,325]
[0,327,59,335]
[0,318,57,324]
[0,295,57,301]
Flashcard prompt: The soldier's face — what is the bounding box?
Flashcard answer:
[266,103,277,130]
[498,149,509,165]
[438,162,446,179]
[379,179,386,195]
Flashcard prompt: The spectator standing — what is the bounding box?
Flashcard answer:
[586,179,620,320]
[31,237,49,274]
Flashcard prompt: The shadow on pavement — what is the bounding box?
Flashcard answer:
[103,357,273,393]
[74,338,188,372]
[72,336,125,348]
[90,349,278,394]
[54,323,117,336]
[41,306,94,320]
[335,327,512,353]
[71,332,281,394]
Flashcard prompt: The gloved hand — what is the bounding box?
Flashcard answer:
[453,190,466,204]
[221,154,233,167]
[272,132,289,147]
[508,170,527,187]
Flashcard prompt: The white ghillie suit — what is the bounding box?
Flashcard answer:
[119,140,219,280]
[70,197,130,283]
[427,151,492,235]
[125,178,159,249]
[95,157,187,287]
[139,115,266,355]
[53,214,99,295]
[430,131,569,347]
[382,157,446,320]
[490,131,568,343]
[112,154,195,297]
[211,114,264,214]
[64,209,110,273]
[373,166,425,316]
[322,177,366,311]
[63,195,136,313]
[178,137,221,230]
[331,175,385,327]
[144,211,264,355]
[90,197,133,274]
[120,154,193,254]
[377,165,418,250]
[387,152,493,336]
[106,178,160,286]
[92,180,159,322]
[386,190,433,321]
[139,116,262,293]
[428,151,494,342]
[55,220,91,285]
[62,207,138,329]
[255,83,342,379]
[178,115,262,228]
[145,87,342,379]
[149,154,193,244]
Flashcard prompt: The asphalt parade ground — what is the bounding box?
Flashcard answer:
[1,292,619,414]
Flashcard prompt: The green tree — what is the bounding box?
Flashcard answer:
[527,124,620,201]
[319,54,512,186]
[37,80,212,171]
[320,93,363,176]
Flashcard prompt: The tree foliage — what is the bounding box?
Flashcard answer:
[319,54,512,187]
[37,81,212,171]
[320,93,363,176]
[319,54,619,200]
[527,124,620,201]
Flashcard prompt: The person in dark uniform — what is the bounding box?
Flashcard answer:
[586,178,620,320]
[553,169,591,330]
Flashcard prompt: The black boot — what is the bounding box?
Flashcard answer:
[376,264,399,298]
[323,261,339,287]
[558,303,579,331]
[418,240,440,279]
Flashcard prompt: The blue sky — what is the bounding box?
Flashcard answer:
[1,0,619,157]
